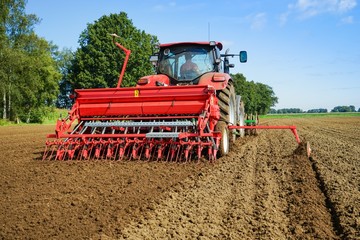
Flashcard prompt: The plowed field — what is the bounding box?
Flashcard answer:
[0,117,359,239]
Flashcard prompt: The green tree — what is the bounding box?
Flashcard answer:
[0,0,61,122]
[232,73,278,115]
[331,105,355,112]
[70,12,158,89]
[255,82,278,115]
[307,108,328,113]
[54,47,74,109]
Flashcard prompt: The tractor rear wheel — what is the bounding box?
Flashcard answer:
[217,81,236,143]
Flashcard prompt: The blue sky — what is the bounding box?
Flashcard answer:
[26,0,360,111]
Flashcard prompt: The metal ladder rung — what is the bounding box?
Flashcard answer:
[146,132,179,138]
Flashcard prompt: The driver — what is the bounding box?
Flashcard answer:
[180,53,200,78]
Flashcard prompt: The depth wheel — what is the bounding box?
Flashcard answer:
[215,121,230,157]
[237,99,245,138]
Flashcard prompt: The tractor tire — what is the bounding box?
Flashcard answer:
[215,121,230,157]
[217,82,237,143]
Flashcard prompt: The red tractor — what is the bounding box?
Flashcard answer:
[137,40,248,155]
[44,35,304,161]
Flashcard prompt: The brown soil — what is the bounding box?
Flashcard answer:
[0,117,359,239]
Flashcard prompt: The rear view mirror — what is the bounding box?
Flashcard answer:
[239,51,247,63]
[150,55,158,66]
[150,55,158,63]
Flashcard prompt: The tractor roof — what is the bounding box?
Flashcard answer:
[160,41,223,51]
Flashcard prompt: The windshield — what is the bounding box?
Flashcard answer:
[158,45,215,81]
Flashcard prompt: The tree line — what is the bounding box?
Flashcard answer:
[269,105,359,114]
[1,0,278,123]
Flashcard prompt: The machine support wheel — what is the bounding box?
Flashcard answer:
[215,121,230,157]
[236,98,245,138]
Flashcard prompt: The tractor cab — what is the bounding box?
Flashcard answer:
[154,42,222,85]
[152,41,247,86]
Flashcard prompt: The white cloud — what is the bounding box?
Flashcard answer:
[287,0,357,19]
[153,2,177,11]
[248,12,267,30]
[279,11,290,25]
[340,15,354,24]
[338,0,357,12]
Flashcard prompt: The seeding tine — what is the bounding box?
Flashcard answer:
[94,144,101,159]
[55,145,64,160]
[98,142,105,160]
[113,142,120,160]
[197,145,202,162]
[105,144,112,160]
[106,129,116,160]
[139,144,146,161]
[137,144,143,160]
[75,144,81,160]
[131,144,137,160]
[207,147,213,162]
[49,144,57,160]
[118,145,125,161]
[137,146,142,161]
[184,146,190,162]
[67,144,75,160]
[42,145,50,160]
[149,145,156,162]
[175,145,182,163]
[166,143,173,162]
[82,142,92,160]
[78,142,89,161]
[78,143,87,160]
[61,143,69,160]
[44,145,51,160]
[145,145,150,160]
[156,145,161,161]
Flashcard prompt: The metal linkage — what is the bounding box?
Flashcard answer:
[228,125,301,144]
